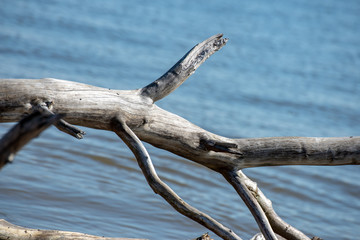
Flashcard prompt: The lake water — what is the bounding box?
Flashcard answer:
[0,0,359,239]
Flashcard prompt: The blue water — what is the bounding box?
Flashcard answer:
[0,0,359,239]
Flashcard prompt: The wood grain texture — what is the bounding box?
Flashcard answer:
[0,34,358,240]
[0,219,147,240]
[140,34,228,102]
[1,78,359,170]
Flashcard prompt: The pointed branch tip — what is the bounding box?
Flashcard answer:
[140,34,228,102]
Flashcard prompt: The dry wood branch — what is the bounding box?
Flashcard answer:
[111,117,242,240]
[222,171,277,240]
[0,34,358,240]
[0,111,60,169]
[0,219,146,240]
[237,171,311,240]
[140,34,227,102]
[33,98,85,139]
[0,47,359,170]
[2,77,358,170]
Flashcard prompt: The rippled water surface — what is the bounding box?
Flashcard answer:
[1,1,359,239]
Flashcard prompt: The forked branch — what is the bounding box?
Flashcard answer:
[222,171,277,240]
[0,34,358,240]
[111,116,242,240]
[237,171,312,240]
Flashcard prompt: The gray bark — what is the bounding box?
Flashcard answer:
[0,34,357,240]
[112,116,242,240]
[235,171,311,240]
[1,78,358,170]
[222,170,278,240]
[0,110,60,168]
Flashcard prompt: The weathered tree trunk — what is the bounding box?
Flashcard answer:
[0,34,358,240]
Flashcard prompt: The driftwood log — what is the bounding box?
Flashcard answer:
[0,219,147,240]
[0,219,219,240]
[0,34,359,240]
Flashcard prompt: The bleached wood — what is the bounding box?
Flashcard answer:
[236,171,312,240]
[140,34,227,102]
[0,219,146,240]
[0,34,358,240]
[0,78,358,170]
[112,117,242,240]
[222,170,277,240]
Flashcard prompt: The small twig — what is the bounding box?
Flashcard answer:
[222,170,278,240]
[111,117,242,240]
[0,111,61,169]
[37,103,85,139]
[237,171,311,240]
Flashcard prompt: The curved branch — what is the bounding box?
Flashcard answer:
[111,117,242,240]
[0,111,61,169]
[140,34,227,102]
[237,171,312,240]
[222,170,278,240]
